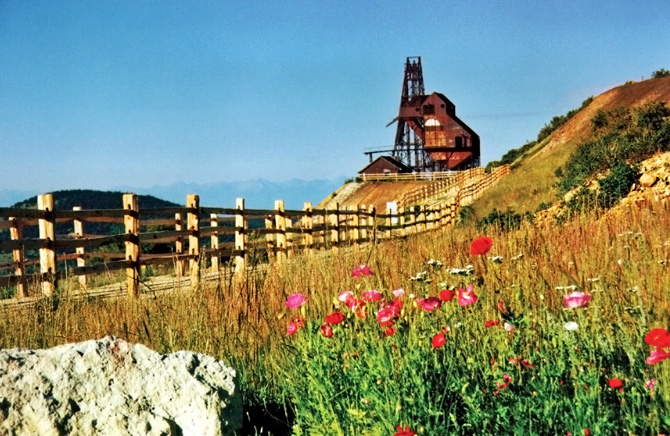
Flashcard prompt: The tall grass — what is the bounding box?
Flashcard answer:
[1,197,670,434]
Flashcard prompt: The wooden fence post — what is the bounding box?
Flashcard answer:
[398,206,406,238]
[10,216,26,298]
[418,205,427,233]
[265,216,275,262]
[175,213,185,277]
[123,193,140,298]
[38,194,56,297]
[275,200,287,263]
[210,213,220,273]
[302,202,313,255]
[359,206,368,242]
[385,205,393,240]
[330,205,340,249]
[73,206,86,288]
[286,216,294,258]
[234,198,247,274]
[351,206,360,248]
[187,194,200,290]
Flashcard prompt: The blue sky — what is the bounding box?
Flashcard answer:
[1,1,669,192]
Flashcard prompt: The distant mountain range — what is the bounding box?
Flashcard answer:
[0,178,346,210]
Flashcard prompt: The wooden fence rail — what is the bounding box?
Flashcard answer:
[0,166,510,299]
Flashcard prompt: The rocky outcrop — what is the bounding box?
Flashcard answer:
[0,336,241,436]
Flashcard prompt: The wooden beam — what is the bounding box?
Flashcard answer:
[187,194,200,290]
[9,217,26,298]
[210,213,219,273]
[274,200,287,263]
[123,193,140,298]
[73,206,86,288]
[38,194,56,297]
[234,198,247,274]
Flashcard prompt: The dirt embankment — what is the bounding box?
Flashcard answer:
[319,181,435,212]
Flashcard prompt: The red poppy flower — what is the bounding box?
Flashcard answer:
[607,378,624,389]
[324,311,345,325]
[361,290,382,301]
[470,236,493,255]
[432,332,446,348]
[384,325,396,337]
[292,316,305,328]
[417,296,442,311]
[485,320,499,328]
[439,289,456,302]
[645,328,670,347]
[394,424,417,436]
[320,323,333,338]
[287,322,299,336]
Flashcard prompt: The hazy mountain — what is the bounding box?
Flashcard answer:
[114,178,346,210]
[0,189,39,207]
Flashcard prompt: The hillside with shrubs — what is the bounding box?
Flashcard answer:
[475,71,670,229]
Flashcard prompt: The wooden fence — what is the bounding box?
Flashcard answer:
[359,171,458,182]
[0,166,510,300]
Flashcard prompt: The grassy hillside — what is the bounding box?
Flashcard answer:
[473,74,670,219]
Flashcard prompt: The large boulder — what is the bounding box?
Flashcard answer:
[0,336,241,435]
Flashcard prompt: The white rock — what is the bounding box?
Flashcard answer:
[0,336,241,436]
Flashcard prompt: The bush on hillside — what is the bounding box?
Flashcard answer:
[558,102,670,195]
[652,68,670,78]
[597,161,638,208]
[537,96,594,143]
[477,208,523,232]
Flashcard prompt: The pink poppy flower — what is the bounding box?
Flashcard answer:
[376,307,395,324]
[432,332,446,348]
[563,291,592,308]
[458,284,478,306]
[646,348,670,365]
[470,236,493,255]
[324,311,345,325]
[504,322,515,332]
[351,264,373,278]
[645,379,657,390]
[285,293,307,308]
[645,328,670,347]
[417,296,442,311]
[393,288,405,297]
[361,290,382,302]
[287,322,299,336]
[439,289,456,302]
[320,323,333,338]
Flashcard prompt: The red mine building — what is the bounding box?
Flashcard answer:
[362,57,480,175]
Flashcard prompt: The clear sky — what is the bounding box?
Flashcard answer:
[1,1,669,192]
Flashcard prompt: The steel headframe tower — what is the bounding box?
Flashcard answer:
[391,56,435,171]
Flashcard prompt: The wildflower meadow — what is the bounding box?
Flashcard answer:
[1,198,670,435]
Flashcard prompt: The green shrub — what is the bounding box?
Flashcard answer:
[557,103,670,195]
[597,162,638,208]
[477,208,523,232]
[652,68,670,78]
